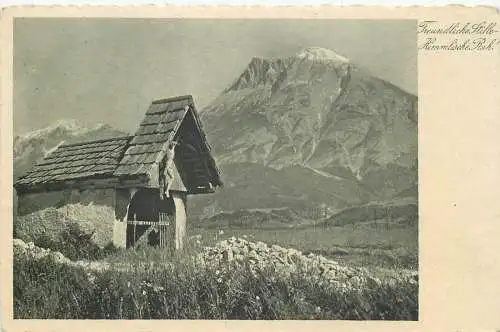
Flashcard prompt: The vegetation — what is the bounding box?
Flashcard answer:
[14,246,417,320]
[16,218,118,261]
[13,204,418,320]
[15,203,118,260]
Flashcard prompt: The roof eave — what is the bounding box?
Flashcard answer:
[14,174,150,195]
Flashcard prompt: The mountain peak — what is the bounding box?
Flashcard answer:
[224,47,352,93]
[17,119,79,141]
[16,120,116,143]
[295,47,350,63]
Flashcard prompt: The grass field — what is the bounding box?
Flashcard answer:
[191,221,418,270]
[14,252,418,320]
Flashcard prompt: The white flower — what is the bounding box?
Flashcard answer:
[255,296,260,301]
[142,290,147,295]
[153,285,165,292]
[219,230,224,235]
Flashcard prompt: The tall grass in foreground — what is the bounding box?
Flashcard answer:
[14,254,418,320]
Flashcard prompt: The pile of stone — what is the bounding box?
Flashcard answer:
[14,238,71,264]
[13,238,110,274]
[197,237,415,291]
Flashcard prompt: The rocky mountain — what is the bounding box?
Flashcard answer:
[193,47,418,218]
[13,120,127,180]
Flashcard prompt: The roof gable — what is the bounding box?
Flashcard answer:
[113,95,193,178]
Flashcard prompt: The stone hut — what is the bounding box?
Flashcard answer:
[14,95,222,250]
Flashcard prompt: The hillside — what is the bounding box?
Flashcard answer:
[13,119,127,180]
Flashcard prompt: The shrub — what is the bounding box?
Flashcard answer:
[14,204,117,260]
[30,221,119,261]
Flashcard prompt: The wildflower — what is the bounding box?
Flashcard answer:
[219,230,224,235]
[217,278,223,283]
[127,282,131,288]
[255,296,260,301]
[153,285,165,292]
[315,306,321,314]
[142,289,147,295]
[215,270,220,276]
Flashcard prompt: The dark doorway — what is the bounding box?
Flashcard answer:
[126,188,175,248]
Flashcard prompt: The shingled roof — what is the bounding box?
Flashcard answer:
[114,95,193,178]
[15,136,132,192]
[15,95,222,195]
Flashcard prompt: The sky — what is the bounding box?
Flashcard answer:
[14,18,417,135]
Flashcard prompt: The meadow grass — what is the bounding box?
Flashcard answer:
[13,219,418,319]
[14,252,418,320]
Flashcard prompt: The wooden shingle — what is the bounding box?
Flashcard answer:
[15,136,132,189]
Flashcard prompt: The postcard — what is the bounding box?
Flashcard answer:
[1,5,499,332]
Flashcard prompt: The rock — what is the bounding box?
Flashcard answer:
[52,252,68,264]
[222,249,233,262]
[256,242,268,250]
[366,276,382,287]
[198,238,417,292]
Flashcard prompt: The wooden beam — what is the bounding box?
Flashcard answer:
[181,157,205,163]
[188,186,216,194]
[15,176,148,195]
[172,191,187,251]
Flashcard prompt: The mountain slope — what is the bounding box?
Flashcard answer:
[187,162,376,220]
[200,47,417,202]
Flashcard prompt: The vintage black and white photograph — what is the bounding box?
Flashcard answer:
[12,18,418,320]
